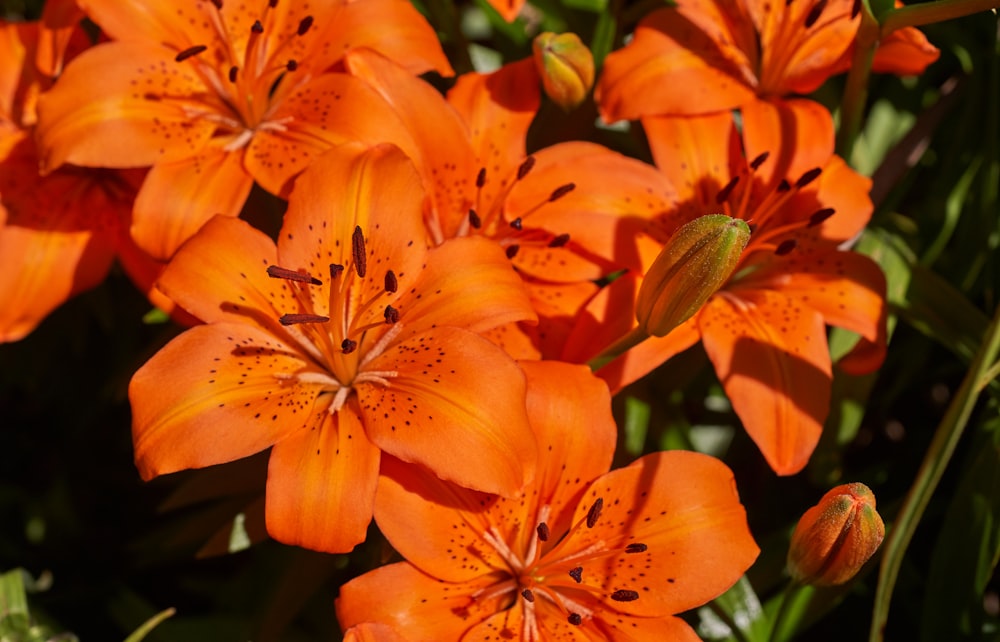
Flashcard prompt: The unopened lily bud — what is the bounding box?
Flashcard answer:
[532,32,595,111]
[636,214,750,337]
[787,482,885,586]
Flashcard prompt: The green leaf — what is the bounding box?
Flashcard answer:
[697,575,768,642]
[123,608,176,642]
[622,394,650,457]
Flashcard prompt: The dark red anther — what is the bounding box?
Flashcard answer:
[341,338,358,354]
[517,156,536,180]
[352,226,367,278]
[716,175,740,204]
[384,305,400,324]
[505,245,520,259]
[228,65,238,82]
[536,522,550,542]
[804,0,828,27]
[384,270,398,293]
[267,265,322,285]
[468,209,482,229]
[625,543,648,554]
[775,239,797,256]
[280,313,330,325]
[796,167,823,188]
[286,59,298,71]
[777,178,792,192]
[750,151,770,170]
[175,45,208,62]
[521,589,535,602]
[251,20,264,34]
[851,0,861,17]
[269,0,278,6]
[611,589,640,602]
[297,15,314,35]
[476,167,487,189]
[210,0,222,9]
[548,233,570,248]
[549,183,576,201]
[330,263,345,279]
[809,207,836,227]
[568,613,582,626]
[586,498,603,528]
[568,567,583,583]
[509,217,523,231]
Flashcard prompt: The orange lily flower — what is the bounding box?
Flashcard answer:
[35,0,452,260]
[344,50,676,359]
[129,143,538,553]
[596,0,939,123]
[0,6,173,342]
[564,101,887,475]
[336,360,759,640]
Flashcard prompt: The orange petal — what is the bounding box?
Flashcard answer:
[360,326,534,497]
[740,97,835,188]
[132,146,254,260]
[36,0,84,78]
[129,322,319,480]
[872,26,940,75]
[265,406,381,553]
[700,291,832,474]
[341,623,407,642]
[548,450,759,616]
[797,154,873,242]
[596,6,757,122]
[483,0,527,22]
[77,0,218,48]
[336,562,502,638]
[35,42,216,171]
[520,277,600,359]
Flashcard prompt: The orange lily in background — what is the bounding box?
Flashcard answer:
[564,101,887,475]
[596,0,940,123]
[0,5,173,342]
[337,360,759,640]
[35,0,452,260]
[130,143,537,553]
[344,50,676,359]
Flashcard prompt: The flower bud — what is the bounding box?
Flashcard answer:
[787,482,885,586]
[636,214,750,337]
[532,32,595,111]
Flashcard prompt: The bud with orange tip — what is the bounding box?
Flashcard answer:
[532,32,595,111]
[787,482,886,586]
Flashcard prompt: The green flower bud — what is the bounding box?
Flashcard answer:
[532,32,595,112]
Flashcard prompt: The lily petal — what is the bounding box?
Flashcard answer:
[700,291,832,474]
[265,404,381,553]
[740,97,835,188]
[872,26,940,75]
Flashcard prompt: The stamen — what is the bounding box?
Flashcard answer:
[536,522,550,542]
[297,16,314,36]
[384,270,398,293]
[505,245,520,259]
[521,589,535,602]
[586,498,603,528]
[775,239,797,255]
[468,209,482,229]
[510,217,523,230]
[383,305,400,324]
[210,0,222,8]
[808,208,836,226]
[251,20,264,34]
[548,233,570,248]
[286,60,298,71]
[568,567,583,583]
[352,226,367,278]
[175,45,208,62]
[625,543,648,554]
[568,613,582,626]
[517,156,536,180]
[750,151,770,170]
[267,265,322,285]
[280,313,329,325]
[777,179,792,192]
[796,167,823,188]
[228,65,238,82]
[482,528,525,573]
[611,589,640,602]
[716,175,740,204]
[851,0,861,17]
[476,168,487,188]
[330,263,345,278]
[269,0,278,6]
[804,0,828,27]
[341,338,358,354]
[549,183,576,201]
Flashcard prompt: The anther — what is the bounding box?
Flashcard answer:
[586,498,603,528]
[210,0,222,9]
[269,0,278,6]
[536,522,550,542]
[175,45,208,62]
[548,233,570,248]
[625,543,648,554]
[384,270,398,293]
[521,589,535,602]
[775,239,797,256]
[611,589,640,602]
[297,16,314,36]
[808,208,836,227]
[506,245,520,259]
[716,176,740,204]
[750,151,770,170]
[251,20,264,34]
[804,0,828,27]
[568,613,582,626]
[286,60,298,71]
[517,156,536,180]
[352,226,367,278]
[330,263,345,279]
[476,168,487,188]
[851,0,861,17]
[510,217,523,231]
[568,567,583,583]
[267,265,322,285]
[777,179,792,192]
[228,65,238,82]
[280,313,330,325]
[384,305,400,324]
[549,183,576,202]
[341,339,358,354]
[796,167,823,189]
[468,209,482,229]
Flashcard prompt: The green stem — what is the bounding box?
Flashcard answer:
[836,0,879,160]
[587,326,649,372]
[869,303,1000,641]
[880,0,1000,36]
[769,581,804,642]
[706,599,753,642]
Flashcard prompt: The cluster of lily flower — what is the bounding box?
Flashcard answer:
[0,0,936,638]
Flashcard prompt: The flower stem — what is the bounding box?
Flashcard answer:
[587,326,649,372]
[836,0,879,160]
[768,580,804,642]
[879,0,1000,35]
